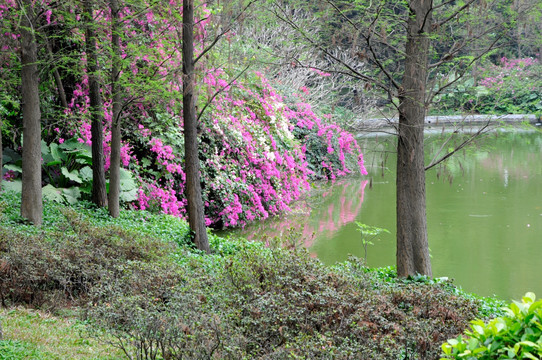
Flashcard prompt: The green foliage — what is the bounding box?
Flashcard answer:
[441,292,542,359]
[434,58,542,115]
[0,340,49,359]
[2,136,137,205]
[355,222,390,262]
[0,194,503,359]
[0,199,173,309]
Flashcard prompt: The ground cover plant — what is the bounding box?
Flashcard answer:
[0,192,505,359]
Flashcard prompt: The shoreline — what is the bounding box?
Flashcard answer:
[355,113,540,136]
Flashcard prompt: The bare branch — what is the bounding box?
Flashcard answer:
[325,0,359,31]
[425,120,490,171]
[427,33,503,105]
[194,0,258,65]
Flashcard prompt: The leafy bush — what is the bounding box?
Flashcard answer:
[0,202,173,309]
[0,196,495,359]
[434,56,542,115]
[86,244,483,360]
[0,340,49,359]
[441,292,542,359]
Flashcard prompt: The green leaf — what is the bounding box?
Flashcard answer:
[523,352,538,360]
[472,324,484,335]
[46,160,62,167]
[50,143,66,162]
[1,179,22,192]
[447,338,459,346]
[523,292,536,304]
[79,166,93,182]
[119,188,138,202]
[119,168,136,191]
[61,187,81,205]
[61,167,82,184]
[494,318,507,333]
[42,184,65,203]
[4,164,22,173]
[41,139,49,156]
[141,157,151,168]
[441,342,452,355]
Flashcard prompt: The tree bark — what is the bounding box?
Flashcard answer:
[396,0,432,277]
[183,0,210,253]
[20,0,43,225]
[108,0,121,218]
[85,0,107,207]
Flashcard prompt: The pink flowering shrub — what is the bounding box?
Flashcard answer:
[0,0,368,228]
[473,56,541,114]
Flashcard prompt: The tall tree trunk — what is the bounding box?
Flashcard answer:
[20,0,43,225]
[183,0,210,253]
[85,0,107,207]
[108,0,121,218]
[396,0,432,277]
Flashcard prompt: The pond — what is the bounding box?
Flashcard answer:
[226,129,542,301]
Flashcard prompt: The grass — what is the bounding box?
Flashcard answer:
[0,308,125,359]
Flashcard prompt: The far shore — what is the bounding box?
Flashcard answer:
[355,114,541,136]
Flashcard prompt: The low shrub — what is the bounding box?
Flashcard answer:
[0,339,49,359]
[441,292,542,359]
[0,203,174,309]
[85,245,483,359]
[0,196,498,359]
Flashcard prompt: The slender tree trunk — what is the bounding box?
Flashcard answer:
[46,39,68,109]
[183,0,210,253]
[396,0,432,277]
[20,0,43,225]
[108,0,121,218]
[84,0,107,207]
[1,118,3,191]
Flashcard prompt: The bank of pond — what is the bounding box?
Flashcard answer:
[1,189,541,359]
[228,128,542,302]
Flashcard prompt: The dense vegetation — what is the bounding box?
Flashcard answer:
[1,0,541,358]
[0,0,367,230]
[0,192,505,359]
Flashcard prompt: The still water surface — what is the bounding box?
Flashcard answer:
[230,130,542,301]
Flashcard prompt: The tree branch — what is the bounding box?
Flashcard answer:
[194,0,258,65]
[436,0,477,28]
[196,64,250,122]
[425,120,490,171]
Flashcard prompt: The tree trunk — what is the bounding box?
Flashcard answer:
[1,118,3,191]
[20,0,43,225]
[85,0,107,207]
[108,0,121,218]
[183,0,210,253]
[46,39,68,109]
[396,0,432,277]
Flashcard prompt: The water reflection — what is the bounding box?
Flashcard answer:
[227,179,369,253]
[227,130,542,301]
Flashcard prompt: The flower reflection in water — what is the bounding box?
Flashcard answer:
[228,179,369,255]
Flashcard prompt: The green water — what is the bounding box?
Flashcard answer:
[231,130,542,301]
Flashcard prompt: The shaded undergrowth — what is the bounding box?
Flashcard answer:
[0,192,503,359]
